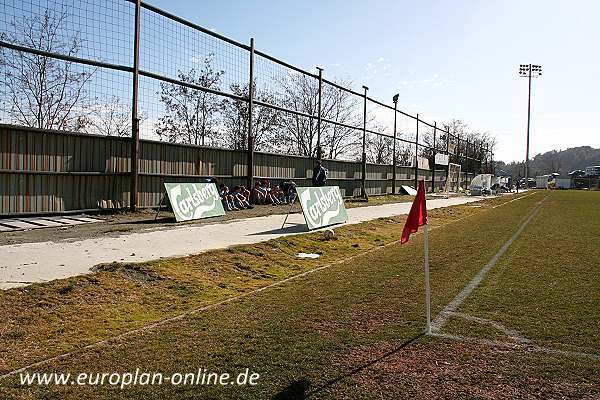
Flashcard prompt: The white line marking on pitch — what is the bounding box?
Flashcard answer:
[442,311,530,343]
[492,191,537,208]
[432,332,600,361]
[431,196,547,332]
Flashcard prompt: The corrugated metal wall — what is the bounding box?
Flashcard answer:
[0,125,471,215]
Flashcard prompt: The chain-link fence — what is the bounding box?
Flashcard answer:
[0,0,495,213]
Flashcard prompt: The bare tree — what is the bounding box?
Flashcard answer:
[365,130,416,166]
[418,124,443,161]
[156,55,224,145]
[0,10,94,131]
[320,81,362,160]
[275,75,362,159]
[85,96,141,137]
[220,83,280,150]
[416,119,496,172]
[366,130,394,164]
[275,73,319,157]
[367,136,391,164]
[440,119,496,158]
[395,142,414,166]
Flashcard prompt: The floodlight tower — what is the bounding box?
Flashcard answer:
[518,64,542,187]
[392,93,399,195]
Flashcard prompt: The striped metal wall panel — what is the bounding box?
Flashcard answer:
[1,125,461,215]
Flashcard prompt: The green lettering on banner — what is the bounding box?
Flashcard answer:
[163,182,225,222]
[296,186,348,230]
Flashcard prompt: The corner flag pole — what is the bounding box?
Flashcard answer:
[400,179,430,335]
[423,223,431,334]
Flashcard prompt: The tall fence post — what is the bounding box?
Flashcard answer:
[361,86,368,198]
[485,145,489,173]
[316,67,323,160]
[477,143,483,174]
[130,0,141,212]
[392,97,398,195]
[457,135,462,187]
[465,138,469,185]
[431,122,436,193]
[247,38,255,190]
[445,128,450,188]
[414,114,419,190]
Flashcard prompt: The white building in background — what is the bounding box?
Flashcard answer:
[536,175,552,189]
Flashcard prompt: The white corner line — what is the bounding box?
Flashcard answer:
[432,196,547,332]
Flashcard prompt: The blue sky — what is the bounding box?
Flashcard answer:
[149,0,600,162]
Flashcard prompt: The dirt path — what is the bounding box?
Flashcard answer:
[0,196,483,289]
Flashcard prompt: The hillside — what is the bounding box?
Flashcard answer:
[497,146,600,177]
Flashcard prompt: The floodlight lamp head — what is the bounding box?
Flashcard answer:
[392,94,399,103]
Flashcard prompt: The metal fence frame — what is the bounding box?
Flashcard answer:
[1,123,480,215]
[0,0,494,215]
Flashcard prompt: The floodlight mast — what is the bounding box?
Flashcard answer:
[518,63,542,187]
[392,93,399,194]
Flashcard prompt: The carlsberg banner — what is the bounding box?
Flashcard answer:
[297,186,348,230]
[164,182,225,222]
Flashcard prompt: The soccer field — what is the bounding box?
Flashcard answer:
[2,191,599,399]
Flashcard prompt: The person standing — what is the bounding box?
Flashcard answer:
[312,160,328,187]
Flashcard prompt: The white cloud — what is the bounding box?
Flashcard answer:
[396,73,453,89]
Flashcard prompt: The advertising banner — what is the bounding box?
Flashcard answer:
[448,142,457,155]
[296,186,348,230]
[164,182,225,222]
[435,153,449,166]
[412,156,430,170]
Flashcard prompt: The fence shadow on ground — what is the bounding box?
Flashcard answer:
[271,332,425,399]
[249,222,308,236]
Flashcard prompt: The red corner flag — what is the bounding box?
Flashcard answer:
[400,180,428,244]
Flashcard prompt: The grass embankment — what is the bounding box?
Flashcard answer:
[3,191,598,399]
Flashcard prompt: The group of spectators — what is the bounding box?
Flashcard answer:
[218,180,298,212]
[216,160,327,212]
[218,184,254,211]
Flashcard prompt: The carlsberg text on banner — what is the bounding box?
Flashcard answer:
[164,182,225,222]
[296,186,348,230]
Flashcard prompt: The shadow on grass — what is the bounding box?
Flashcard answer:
[272,332,425,399]
[249,223,308,236]
[272,378,311,400]
[122,216,176,225]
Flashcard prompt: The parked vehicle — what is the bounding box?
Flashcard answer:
[584,166,600,176]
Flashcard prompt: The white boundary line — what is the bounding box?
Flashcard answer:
[492,191,537,208]
[432,196,547,332]
[441,311,530,343]
[432,332,600,361]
